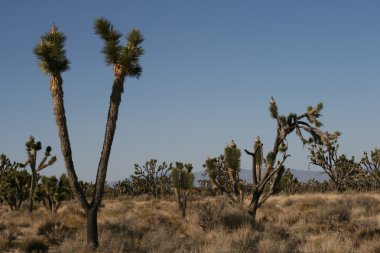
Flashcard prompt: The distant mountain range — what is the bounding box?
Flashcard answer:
[193,168,328,186]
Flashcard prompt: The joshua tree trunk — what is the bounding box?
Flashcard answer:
[92,69,124,209]
[248,189,261,222]
[175,189,187,218]
[86,207,99,247]
[50,74,89,209]
[28,170,36,213]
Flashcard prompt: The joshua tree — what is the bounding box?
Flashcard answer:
[203,141,246,206]
[276,168,299,195]
[35,174,71,212]
[0,154,21,206]
[114,178,133,197]
[34,18,144,248]
[360,148,380,188]
[244,97,338,220]
[171,162,194,217]
[20,136,57,213]
[309,138,365,192]
[133,159,172,198]
[0,154,19,174]
[0,168,30,210]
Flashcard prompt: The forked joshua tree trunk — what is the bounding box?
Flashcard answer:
[34,19,144,248]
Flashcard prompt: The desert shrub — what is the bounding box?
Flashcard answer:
[99,220,147,253]
[197,201,225,231]
[0,232,11,251]
[37,219,72,245]
[19,237,49,253]
[283,198,294,207]
[0,226,19,250]
[221,211,253,230]
[349,195,380,215]
[356,228,380,241]
[327,205,351,223]
[232,232,261,252]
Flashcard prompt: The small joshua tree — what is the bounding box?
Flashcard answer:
[35,174,71,212]
[309,137,365,192]
[0,154,19,174]
[0,170,30,210]
[114,178,133,197]
[245,97,337,220]
[171,162,194,217]
[360,148,380,188]
[0,155,29,210]
[204,141,245,206]
[276,168,299,195]
[133,159,171,198]
[20,136,57,213]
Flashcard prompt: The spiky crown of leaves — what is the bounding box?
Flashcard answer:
[94,17,144,78]
[224,140,241,172]
[34,25,69,75]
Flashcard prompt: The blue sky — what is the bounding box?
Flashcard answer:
[0,1,379,182]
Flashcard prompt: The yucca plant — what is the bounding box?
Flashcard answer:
[34,18,143,248]
[171,162,194,217]
[20,136,57,214]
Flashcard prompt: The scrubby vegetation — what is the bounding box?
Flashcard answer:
[1,193,380,252]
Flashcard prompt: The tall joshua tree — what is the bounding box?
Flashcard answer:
[245,97,338,221]
[20,136,57,213]
[33,18,143,248]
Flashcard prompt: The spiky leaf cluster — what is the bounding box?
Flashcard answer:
[25,136,42,152]
[94,17,144,78]
[33,25,69,75]
[306,103,323,127]
[21,136,57,170]
[224,140,241,173]
[269,96,278,118]
[254,137,263,167]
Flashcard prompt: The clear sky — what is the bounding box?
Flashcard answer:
[1,1,379,182]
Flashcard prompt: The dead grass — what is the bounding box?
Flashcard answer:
[1,193,380,252]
